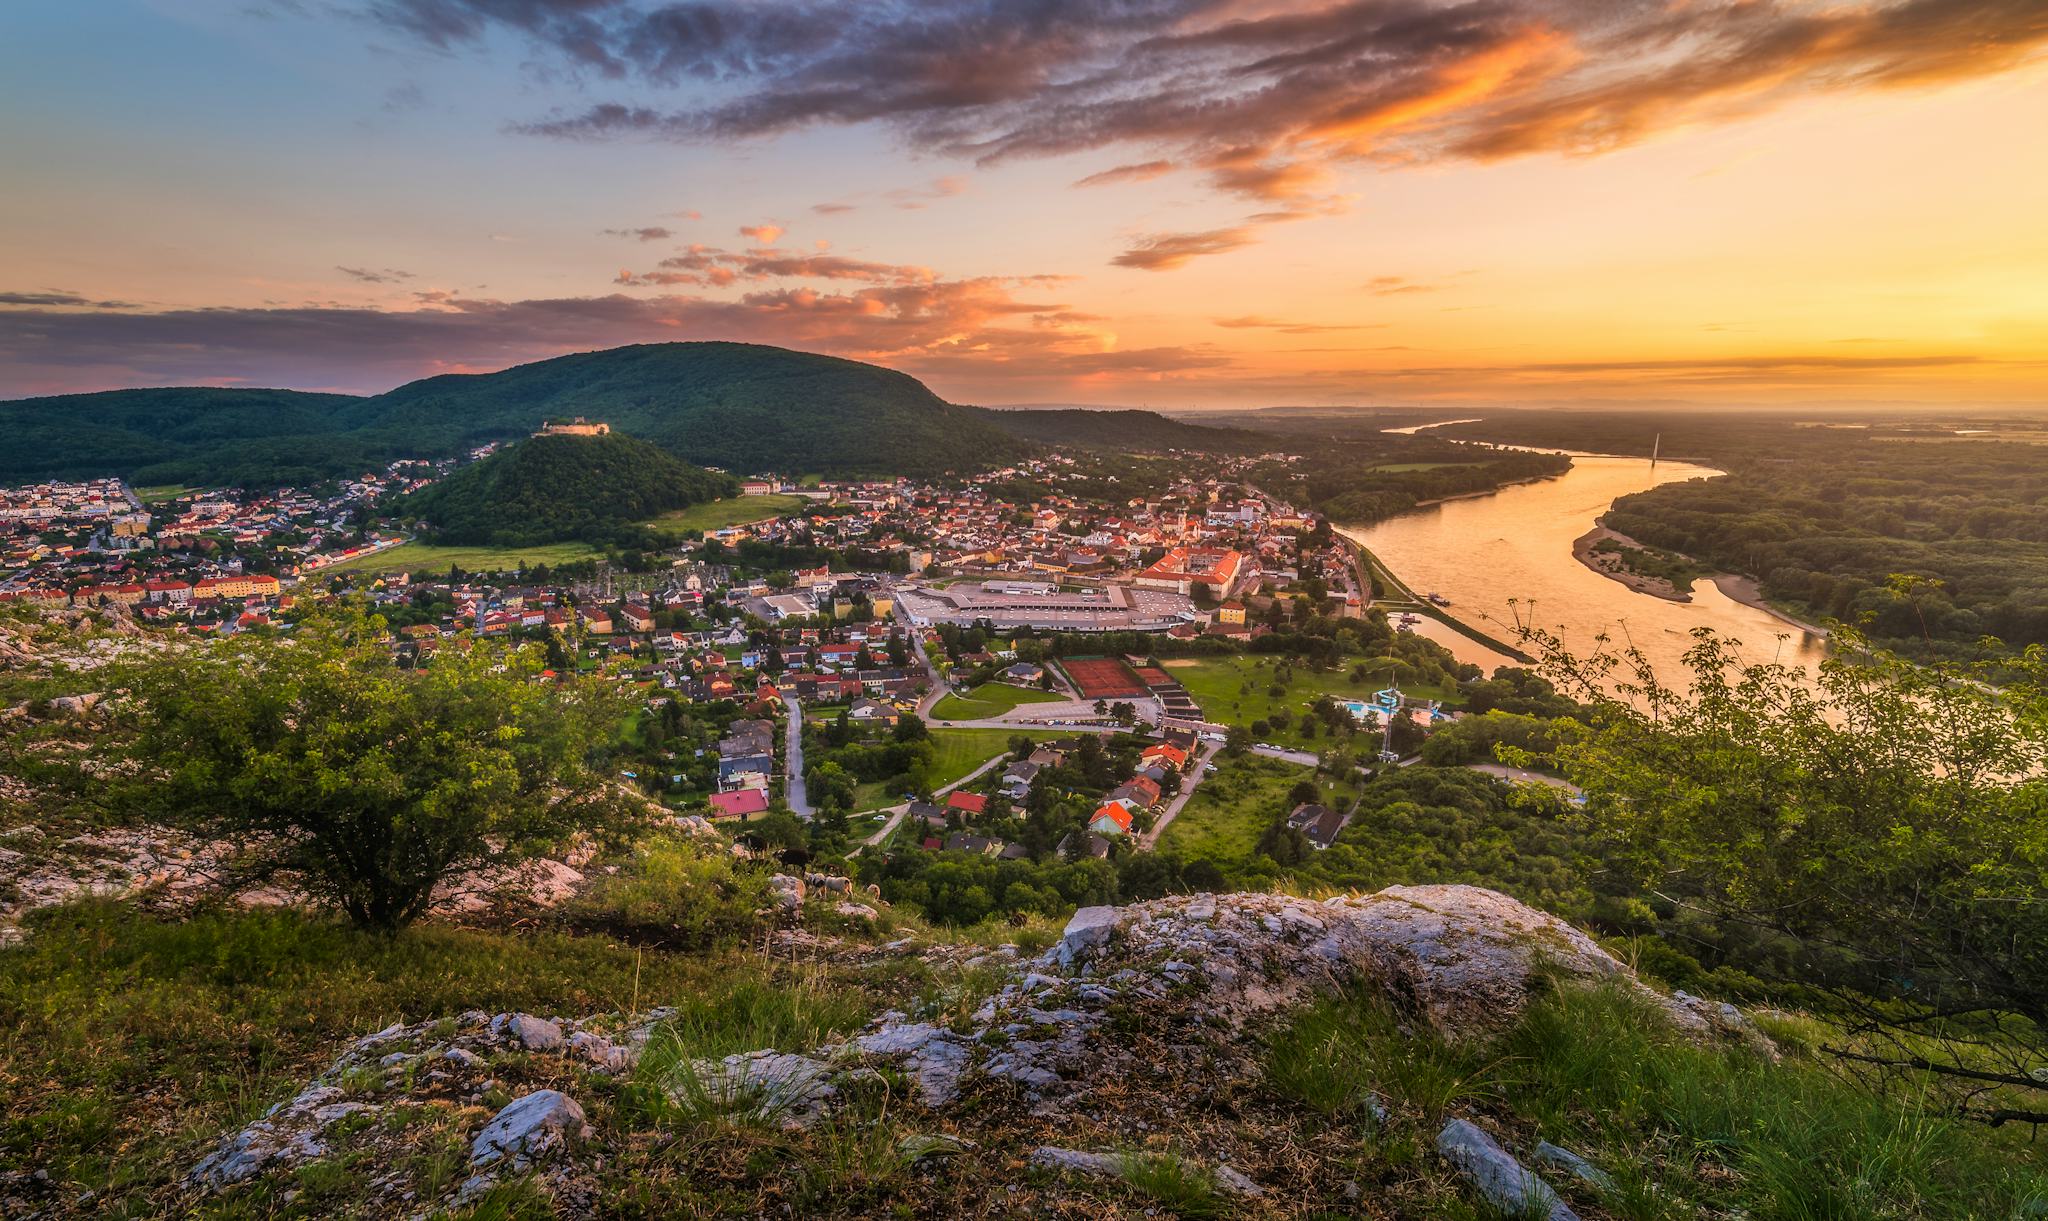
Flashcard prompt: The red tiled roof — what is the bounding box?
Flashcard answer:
[708,789,771,818]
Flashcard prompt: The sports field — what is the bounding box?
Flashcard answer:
[1057,656,1147,700]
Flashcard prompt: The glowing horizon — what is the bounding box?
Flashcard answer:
[2,0,2044,408]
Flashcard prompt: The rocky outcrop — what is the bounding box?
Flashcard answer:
[183,885,1765,1215]
[1051,883,1724,1041]
[185,1006,660,1204]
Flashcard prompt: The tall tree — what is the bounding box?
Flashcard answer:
[97,607,636,931]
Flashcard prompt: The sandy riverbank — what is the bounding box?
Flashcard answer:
[1709,573,1831,638]
[1571,525,1692,603]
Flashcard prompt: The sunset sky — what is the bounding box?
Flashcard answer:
[2,0,2045,407]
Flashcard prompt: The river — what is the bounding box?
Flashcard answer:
[1339,450,1829,680]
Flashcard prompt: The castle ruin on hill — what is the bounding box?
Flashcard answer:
[534,418,609,437]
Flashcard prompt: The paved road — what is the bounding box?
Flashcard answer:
[1249,744,1321,767]
[1468,762,1583,796]
[781,694,812,817]
[1139,742,1222,850]
[928,695,1162,733]
[857,750,1014,850]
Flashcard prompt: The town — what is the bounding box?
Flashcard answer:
[0,429,1484,886]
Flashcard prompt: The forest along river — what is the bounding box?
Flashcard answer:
[1338,449,1830,681]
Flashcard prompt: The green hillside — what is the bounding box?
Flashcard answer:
[0,387,369,486]
[0,345,1342,489]
[399,432,737,547]
[347,343,1030,478]
[0,343,1031,486]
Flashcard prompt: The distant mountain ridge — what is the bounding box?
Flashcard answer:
[0,344,1019,485]
[0,342,1284,487]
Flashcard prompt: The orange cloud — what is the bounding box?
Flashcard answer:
[1073,160,1176,188]
[1112,226,1260,271]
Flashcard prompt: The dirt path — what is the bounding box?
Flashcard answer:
[1139,743,1221,851]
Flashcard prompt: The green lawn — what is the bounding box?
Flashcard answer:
[1158,754,1346,863]
[1167,654,1453,752]
[854,727,1062,811]
[927,728,1052,787]
[131,484,199,504]
[930,682,1064,720]
[320,540,599,576]
[645,494,805,538]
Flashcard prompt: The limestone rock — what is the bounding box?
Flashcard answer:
[1338,885,1628,1039]
[765,873,806,911]
[469,1089,589,1169]
[1057,904,1119,968]
[683,1051,838,1127]
[1436,1119,1578,1221]
[490,1012,565,1053]
[851,1021,971,1106]
[1533,1140,1616,1192]
[1029,1146,1123,1179]
[1215,1163,1264,1197]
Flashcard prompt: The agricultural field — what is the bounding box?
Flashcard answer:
[644,494,806,538]
[930,682,1063,720]
[320,539,599,576]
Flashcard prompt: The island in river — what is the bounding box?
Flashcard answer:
[1342,450,1832,680]
[1571,524,1702,603]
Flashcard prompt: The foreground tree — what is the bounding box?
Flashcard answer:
[99,608,636,931]
[1519,624,2048,1125]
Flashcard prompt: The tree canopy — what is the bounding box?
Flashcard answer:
[95,608,637,930]
[400,432,736,546]
[1529,626,2048,1124]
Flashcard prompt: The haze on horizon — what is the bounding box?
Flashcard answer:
[2,0,2045,409]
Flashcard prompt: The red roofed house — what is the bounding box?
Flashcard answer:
[945,791,988,816]
[1141,743,1190,771]
[1089,803,1134,836]
[707,788,771,819]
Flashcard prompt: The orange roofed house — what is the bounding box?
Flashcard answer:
[1088,803,1134,837]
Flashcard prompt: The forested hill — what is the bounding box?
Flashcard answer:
[0,343,1033,485]
[976,406,1276,454]
[348,343,1030,478]
[399,432,737,547]
[0,387,369,486]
